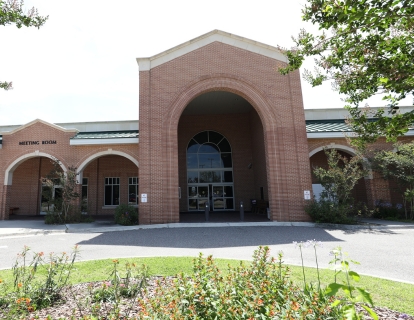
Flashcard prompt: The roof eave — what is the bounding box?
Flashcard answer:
[136,29,287,71]
[70,138,139,146]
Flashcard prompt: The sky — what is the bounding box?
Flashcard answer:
[0,0,412,126]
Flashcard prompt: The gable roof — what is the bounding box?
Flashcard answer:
[136,29,287,71]
[0,119,78,136]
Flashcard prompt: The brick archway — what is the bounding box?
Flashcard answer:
[1,152,67,219]
[76,149,139,182]
[4,152,67,186]
[159,76,284,223]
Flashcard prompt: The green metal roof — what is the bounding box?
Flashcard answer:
[71,130,139,140]
[305,120,352,133]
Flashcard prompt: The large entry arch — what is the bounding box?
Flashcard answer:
[138,34,313,223]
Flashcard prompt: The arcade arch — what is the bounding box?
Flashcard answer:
[309,145,368,204]
[77,151,139,215]
[4,153,66,216]
[177,90,269,215]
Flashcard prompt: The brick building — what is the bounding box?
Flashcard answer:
[0,30,412,223]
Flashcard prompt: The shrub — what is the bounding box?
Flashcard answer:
[115,203,138,226]
[305,198,356,224]
[137,246,342,319]
[0,245,79,318]
[372,200,405,220]
[44,206,95,224]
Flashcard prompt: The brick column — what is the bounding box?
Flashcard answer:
[1,185,11,220]
[365,173,392,208]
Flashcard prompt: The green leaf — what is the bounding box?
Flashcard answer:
[349,271,360,282]
[362,305,379,320]
[356,287,374,305]
[325,282,345,296]
[342,305,357,320]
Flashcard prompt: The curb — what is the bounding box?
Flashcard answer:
[66,221,414,234]
[0,229,67,238]
[1,221,414,238]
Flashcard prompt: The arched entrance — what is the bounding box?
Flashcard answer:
[309,147,368,204]
[177,91,269,218]
[3,153,66,217]
[139,61,312,223]
[77,151,139,215]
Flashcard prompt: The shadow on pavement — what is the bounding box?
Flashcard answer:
[76,226,344,248]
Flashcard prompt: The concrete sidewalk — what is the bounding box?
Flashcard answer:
[0,217,413,238]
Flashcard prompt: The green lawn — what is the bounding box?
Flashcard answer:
[0,256,413,316]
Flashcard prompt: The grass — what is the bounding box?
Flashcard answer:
[0,256,413,316]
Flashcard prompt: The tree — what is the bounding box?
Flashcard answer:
[306,149,367,224]
[42,159,80,224]
[1,0,48,90]
[313,149,366,205]
[372,142,414,219]
[279,0,414,148]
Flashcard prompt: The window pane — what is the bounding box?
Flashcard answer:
[187,171,198,183]
[199,143,219,154]
[198,186,208,198]
[187,139,199,153]
[224,186,233,197]
[193,131,208,144]
[82,186,88,199]
[199,171,221,183]
[82,178,88,185]
[218,139,231,152]
[198,154,220,169]
[213,186,223,197]
[113,185,119,205]
[221,153,232,168]
[188,186,198,198]
[213,198,225,210]
[226,198,234,209]
[105,186,112,205]
[188,199,197,210]
[128,185,137,204]
[198,199,208,209]
[223,171,233,182]
[209,131,223,145]
[187,154,198,169]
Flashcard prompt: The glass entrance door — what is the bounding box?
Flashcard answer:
[211,185,234,210]
[40,184,62,215]
[188,185,209,211]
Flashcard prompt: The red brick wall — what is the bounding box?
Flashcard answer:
[0,121,139,219]
[139,41,312,223]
